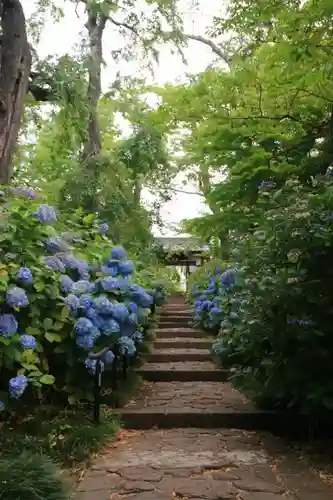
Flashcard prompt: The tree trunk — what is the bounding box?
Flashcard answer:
[82,7,107,161]
[133,175,142,206]
[0,0,31,185]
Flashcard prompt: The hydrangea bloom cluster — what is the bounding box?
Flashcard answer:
[191,268,239,350]
[52,243,155,374]
[0,193,165,411]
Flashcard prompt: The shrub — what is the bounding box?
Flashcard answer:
[188,261,237,334]
[0,188,166,413]
[0,453,69,500]
[211,176,333,413]
[187,258,226,301]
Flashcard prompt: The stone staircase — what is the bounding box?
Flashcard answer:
[119,296,275,430]
[76,295,333,500]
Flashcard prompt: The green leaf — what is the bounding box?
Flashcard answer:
[43,318,53,330]
[45,332,62,343]
[52,321,64,331]
[21,363,38,371]
[26,326,40,336]
[61,307,69,319]
[68,394,77,405]
[34,281,45,292]
[40,374,55,385]
[83,214,95,225]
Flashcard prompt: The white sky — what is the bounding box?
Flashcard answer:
[23,0,224,236]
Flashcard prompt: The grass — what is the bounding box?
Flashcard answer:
[0,405,119,469]
[0,453,70,500]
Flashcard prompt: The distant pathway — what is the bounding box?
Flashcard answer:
[76,295,332,500]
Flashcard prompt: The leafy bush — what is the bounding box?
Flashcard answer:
[210,176,333,413]
[0,452,69,500]
[189,265,239,335]
[0,187,167,413]
[187,258,226,301]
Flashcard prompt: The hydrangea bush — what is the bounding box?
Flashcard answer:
[187,260,239,334]
[0,188,166,412]
[201,175,333,413]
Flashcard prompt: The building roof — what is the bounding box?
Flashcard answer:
[155,236,209,253]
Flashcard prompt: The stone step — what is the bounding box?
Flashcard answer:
[154,338,212,350]
[136,362,228,382]
[155,328,204,338]
[118,406,278,430]
[159,317,192,325]
[161,308,192,314]
[118,381,277,430]
[160,308,192,314]
[150,348,211,363]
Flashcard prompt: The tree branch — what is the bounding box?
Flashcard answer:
[181,33,231,68]
[169,186,204,196]
[107,16,231,67]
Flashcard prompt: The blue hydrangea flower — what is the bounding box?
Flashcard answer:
[129,284,152,308]
[79,294,92,311]
[220,269,236,288]
[60,275,74,293]
[101,264,118,276]
[101,318,120,336]
[104,350,115,364]
[72,280,94,295]
[11,186,39,199]
[118,260,135,276]
[9,375,28,399]
[133,331,144,342]
[92,296,114,315]
[20,334,37,350]
[101,277,119,292]
[111,303,129,322]
[212,341,227,355]
[99,223,109,235]
[35,204,57,223]
[45,236,69,253]
[119,336,136,356]
[121,323,136,337]
[74,317,94,336]
[44,256,66,273]
[259,180,276,190]
[76,335,95,350]
[75,259,90,279]
[287,318,311,326]
[91,314,107,330]
[0,400,5,411]
[111,246,127,260]
[127,302,138,313]
[6,286,29,307]
[64,294,80,312]
[128,312,138,325]
[85,307,99,322]
[58,253,79,269]
[17,267,33,285]
[0,313,18,336]
[85,358,105,374]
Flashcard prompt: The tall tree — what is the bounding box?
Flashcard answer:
[0,0,31,184]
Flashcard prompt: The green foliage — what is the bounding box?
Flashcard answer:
[160,0,333,415]
[0,188,169,412]
[0,452,69,500]
[213,176,333,413]
[0,405,118,467]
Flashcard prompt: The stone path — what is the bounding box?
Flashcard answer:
[76,296,332,499]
